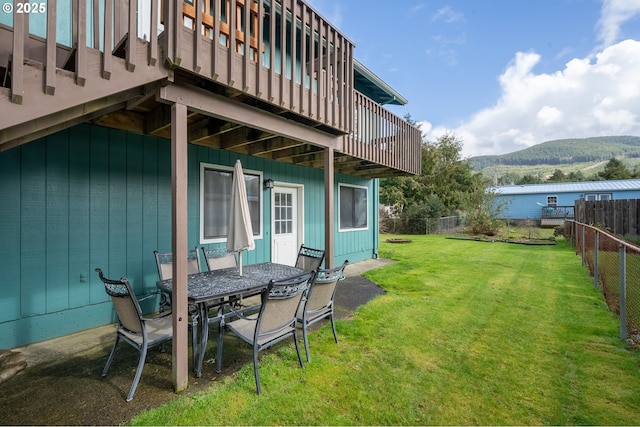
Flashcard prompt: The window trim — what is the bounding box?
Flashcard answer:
[199,162,264,244]
[338,183,369,232]
[546,195,558,207]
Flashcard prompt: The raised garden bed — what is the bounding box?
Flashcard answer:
[386,238,412,244]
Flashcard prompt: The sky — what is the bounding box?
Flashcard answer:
[306,0,640,158]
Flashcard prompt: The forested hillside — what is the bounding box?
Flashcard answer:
[469,136,640,184]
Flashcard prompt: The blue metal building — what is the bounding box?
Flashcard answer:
[493,180,640,226]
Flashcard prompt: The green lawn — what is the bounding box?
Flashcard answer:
[131,235,640,426]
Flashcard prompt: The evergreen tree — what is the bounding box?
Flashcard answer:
[598,158,632,180]
[380,132,491,230]
[547,169,567,182]
[567,170,586,181]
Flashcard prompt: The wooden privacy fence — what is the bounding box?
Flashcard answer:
[574,199,640,236]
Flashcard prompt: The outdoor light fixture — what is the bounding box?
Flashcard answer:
[264,178,274,189]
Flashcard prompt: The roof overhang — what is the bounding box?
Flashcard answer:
[353,59,408,106]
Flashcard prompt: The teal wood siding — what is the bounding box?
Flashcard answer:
[0,147,21,323]
[0,125,175,348]
[0,123,379,348]
[68,126,91,308]
[21,137,47,317]
[46,130,70,313]
[334,174,378,265]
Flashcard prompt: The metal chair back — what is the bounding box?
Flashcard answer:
[294,245,325,271]
[153,248,201,280]
[201,246,237,271]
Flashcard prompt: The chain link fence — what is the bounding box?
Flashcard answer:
[565,220,640,344]
[380,215,465,235]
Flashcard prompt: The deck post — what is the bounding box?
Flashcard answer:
[171,102,189,393]
[324,146,334,268]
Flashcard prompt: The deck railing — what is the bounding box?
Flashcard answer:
[541,205,574,219]
[0,0,160,101]
[0,0,167,143]
[341,91,422,175]
[165,0,355,135]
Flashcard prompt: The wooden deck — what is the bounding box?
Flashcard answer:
[540,205,574,228]
[0,0,421,177]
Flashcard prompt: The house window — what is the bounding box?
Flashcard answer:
[546,196,558,207]
[339,183,368,231]
[584,193,612,201]
[200,163,262,244]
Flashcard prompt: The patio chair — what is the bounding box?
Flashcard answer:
[217,270,315,394]
[294,245,325,271]
[201,246,261,313]
[94,268,173,402]
[202,244,254,305]
[153,249,202,365]
[296,261,348,362]
[153,249,202,281]
[201,246,237,271]
[154,248,202,312]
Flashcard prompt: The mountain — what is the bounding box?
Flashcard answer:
[468,136,640,182]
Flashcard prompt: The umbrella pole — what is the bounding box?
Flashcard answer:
[238,251,243,276]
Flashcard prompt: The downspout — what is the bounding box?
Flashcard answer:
[373,178,379,259]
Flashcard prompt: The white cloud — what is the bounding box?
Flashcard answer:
[432,6,464,24]
[536,106,563,126]
[426,39,640,158]
[408,4,426,16]
[597,0,640,47]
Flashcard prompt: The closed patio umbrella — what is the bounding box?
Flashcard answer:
[227,159,255,276]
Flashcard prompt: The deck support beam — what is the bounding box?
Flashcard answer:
[159,83,340,151]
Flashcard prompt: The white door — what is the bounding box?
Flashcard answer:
[272,186,301,265]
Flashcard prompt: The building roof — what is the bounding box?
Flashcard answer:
[353,59,408,106]
[493,179,640,195]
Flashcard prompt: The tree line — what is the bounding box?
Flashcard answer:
[501,158,640,185]
[469,136,640,170]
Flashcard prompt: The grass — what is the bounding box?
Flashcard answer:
[130,235,640,425]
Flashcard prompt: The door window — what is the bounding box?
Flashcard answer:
[274,192,294,235]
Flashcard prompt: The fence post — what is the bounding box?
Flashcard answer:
[619,243,627,341]
[594,231,599,289]
[581,223,586,266]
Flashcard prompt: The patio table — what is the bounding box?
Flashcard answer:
[156,262,306,377]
